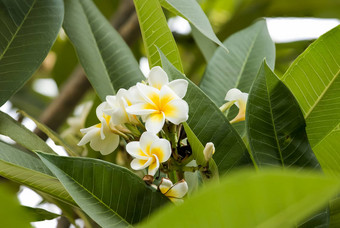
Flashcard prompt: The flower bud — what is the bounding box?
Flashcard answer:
[203,142,215,162]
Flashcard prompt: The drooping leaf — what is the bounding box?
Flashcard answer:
[0,0,64,106]
[183,123,218,181]
[160,0,227,53]
[23,206,60,222]
[37,152,169,227]
[191,25,217,62]
[281,25,340,176]
[0,111,55,154]
[18,110,77,156]
[0,186,32,228]
[133,0,183,72]
[63,0,144,100]
[0,142,75,206]
[200,19,275,107]
[140,169,340,228]
[159,49,253,174]
[246,61,327,227]
[246,61,320,169]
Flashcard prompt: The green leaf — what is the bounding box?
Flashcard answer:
[0,186,32,228]
[18,110,77,156]
[23,206,60,222]
[246,62,326,227]
[0,111,55,154]
[280,25,340,176]
[63,0,144,100]
[183,123,218,181]
[140,169,340,228]
[37,152,169,227]
[191,25,217,62]
[200,19,275,107]
[159,49,253,174]
[330,197,340,227]
[133,0,183,72]
[160,0,227,53]
[0,0,63,106]
[0,142,75,206]
[246,61,320,169]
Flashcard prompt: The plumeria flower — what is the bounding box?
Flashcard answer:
[146,66,188,99]
[126,132,171,176]
[78,102,119,155]
[223,88,248,124]
[126,83,189,133]
[159,178,188,204]
[104,87,140,126]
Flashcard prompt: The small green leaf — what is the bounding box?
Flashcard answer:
[63,0,144,100]
[23,206,60,222]
[0,142,75,206]
[133,0,183,72]
[200,19,275,107]
[281,25,340,176]
[37,152,169,227]
[183,123,218,181]
[160,0,227,53]
[140,169,340,228]
[0,0,64,106]
[0,111,55,154]
[159,49,253,174]
[191,25,217,62]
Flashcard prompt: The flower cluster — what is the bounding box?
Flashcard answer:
[77,66,248,203]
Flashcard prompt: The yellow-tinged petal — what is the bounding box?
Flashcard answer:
[131,157,153,170]
[148,156,159,176]
[148,66,169,90]
[159,178,173,194]
[165,179,188,198]
[150,138,171,163]
[139,132,159,156]
[163,99,189,125]
[126,141,148,159]
[224,88,248,124]
[145,112,165,133]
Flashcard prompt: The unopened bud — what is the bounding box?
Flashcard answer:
[203,142,215,162]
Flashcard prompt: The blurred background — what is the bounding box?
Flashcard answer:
[1,0,340,227]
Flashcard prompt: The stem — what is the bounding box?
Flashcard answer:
[168,170,178,183]
[219,100,236,112]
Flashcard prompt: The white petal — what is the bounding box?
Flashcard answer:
[163,99,189,125]
[159,178,173,194]
[131,157,153,170]
[148,66,169,90]
[99,133,120,155]
[166,180,188,198]
[136,83,160,106]
[168,79,188,98]
[125,85,144,105]
[139,132,159,156]
[80,125,97,134]
[126,141,149,159]
[105,95,118,108]
[225,88,247,108]
[126,103,156,115]
[145,112,165,133]
[147,155,159,176]
[150,138,171,163]
[78,127,99,146]
[96,102,109,120]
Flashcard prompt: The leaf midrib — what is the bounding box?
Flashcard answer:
[56,164,131,227]
[0,0,37,60]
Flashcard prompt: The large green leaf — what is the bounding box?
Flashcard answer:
[246,62,327,227]
[246,61,320,169]
[0,0,63,106]
[37,152,169,227]
[0,111,55,154]
[140,169,340,228]
[0,186,32,228]
[133,0,183,72]
[159,50,253,174]
[281,25,340,176]
[200,19,275,107]
[160,0,226,52]
[63,0,144,100]
[23,206,60,222]
[0,142,75,206]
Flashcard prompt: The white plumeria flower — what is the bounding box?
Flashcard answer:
[224,88,248,124]
[78,102,119,155]
[104,87,140,126]
[126,83,189,133]
[126,132,171,176]
[146,66,189,99]
[159,178,188,204]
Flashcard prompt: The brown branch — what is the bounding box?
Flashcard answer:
[34,0,140,140]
